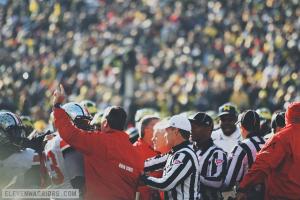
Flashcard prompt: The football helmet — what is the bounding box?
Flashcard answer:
[134,108,159,123]
[80,100,97,116]
[256,107,272,135]
[90,111,103,130]
[134,108,159,134]
[256,107,272,121]
[126,127,139,144]
[62,102,92,130]
[0,111,27,148]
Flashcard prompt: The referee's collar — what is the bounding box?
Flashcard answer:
[246,132,260,139]
[196,138,214,154]
[172,140,191,152]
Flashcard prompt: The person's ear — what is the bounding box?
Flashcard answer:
[103,119,109,128]
[209,125,214,132]
[240,125,248,135]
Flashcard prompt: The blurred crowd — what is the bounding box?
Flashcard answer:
[0,0,300,125]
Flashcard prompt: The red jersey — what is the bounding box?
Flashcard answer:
[240,102,300,199]
[54,108,142,200]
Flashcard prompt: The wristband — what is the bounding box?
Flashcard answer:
[54,103,62,108]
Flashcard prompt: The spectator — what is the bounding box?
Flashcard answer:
[52,85,142,200]
[237,102,300,200]
[1,0,299,124]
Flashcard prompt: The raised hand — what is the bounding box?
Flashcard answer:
[53,84,66,106]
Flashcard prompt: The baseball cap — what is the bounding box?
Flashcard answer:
[161,114,191,132]
[237,110,260,132]
[189,112,213,127]
[218,103,238,117]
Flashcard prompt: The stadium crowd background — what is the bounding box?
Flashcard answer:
[0,0,299,126]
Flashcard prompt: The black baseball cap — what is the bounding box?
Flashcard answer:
[238,110,260,132]
[189,112,213,127]
[218,103,238,117]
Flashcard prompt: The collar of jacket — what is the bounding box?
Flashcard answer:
[195,138,214,155]
[171,140,190,153]
[135,138,156,151]
[246,131,261,139]
[219,127,241,140]
[105,129,129,137]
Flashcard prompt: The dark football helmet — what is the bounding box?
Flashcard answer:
[62,102,93,130]
[0,111,27,148]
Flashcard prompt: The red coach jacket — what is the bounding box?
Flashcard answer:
[54,108,142,200]
[239,102,300,199]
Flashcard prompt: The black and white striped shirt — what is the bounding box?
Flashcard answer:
[224,135,266,189]
[195,139,227,200]
[143,141,200,200]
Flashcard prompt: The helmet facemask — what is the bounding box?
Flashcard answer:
[6,126,28,149]
[62,102,93,131]
[74,116,93,131]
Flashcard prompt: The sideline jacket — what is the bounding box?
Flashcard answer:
[239,102,300,199]
[54,108,142,200]
[133,139,161,200]
[142,141,200,200]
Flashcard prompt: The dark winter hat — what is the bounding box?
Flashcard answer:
[271,112,286,130]
[239,110,260,132]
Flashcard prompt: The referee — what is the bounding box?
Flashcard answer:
[141,114,200,200]
[224,110,266,199]
[189,112,227,200]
